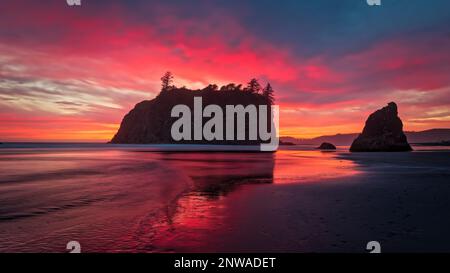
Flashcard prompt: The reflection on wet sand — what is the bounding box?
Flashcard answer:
[0,147,361,252]
[135,150,360,252]
[274,150,361,184]
[131,152,275,252]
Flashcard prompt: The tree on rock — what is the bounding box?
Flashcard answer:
[245,78,262,93]
[220,83,242,92]
[203,84,219,92]
[262,83,275,105]
[161,71,174,92]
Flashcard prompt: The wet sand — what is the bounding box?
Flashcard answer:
[0,146,449,252]
[174,151,450,252]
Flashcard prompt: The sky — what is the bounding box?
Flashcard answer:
[0,0,449,141]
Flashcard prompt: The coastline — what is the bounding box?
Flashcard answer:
[0,146,449,252]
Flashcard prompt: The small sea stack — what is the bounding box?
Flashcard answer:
[317,142,336,150]
[350,102,412,152]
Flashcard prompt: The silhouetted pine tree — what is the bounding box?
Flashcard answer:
[220,83,235,92]
[160,71,174,92]
[245,78,262,93]
[220,83,243,92]
[262,83,275,105]
[204,84,219,92]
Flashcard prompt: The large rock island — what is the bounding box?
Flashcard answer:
[110,85,273,144]
[350,102,412,152]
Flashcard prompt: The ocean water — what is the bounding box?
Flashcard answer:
[0,143,448,252]
[0,143,360,252]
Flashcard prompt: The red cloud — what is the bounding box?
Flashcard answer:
[0,1,449,140]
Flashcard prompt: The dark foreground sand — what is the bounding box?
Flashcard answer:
[164,151,450,252]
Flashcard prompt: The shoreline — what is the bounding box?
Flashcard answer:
[151,150,450,252]
[0,148,449,252]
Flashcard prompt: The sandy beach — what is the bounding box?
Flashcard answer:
[190,151,450,252]
[0,145,449,252]
[145,148,450,253]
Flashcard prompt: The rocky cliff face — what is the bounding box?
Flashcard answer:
[350,102,412,152]
[110,88,272,144]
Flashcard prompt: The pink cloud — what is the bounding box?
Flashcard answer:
[0,1,449,140]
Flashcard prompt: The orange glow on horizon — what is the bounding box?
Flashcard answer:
[1,118,446,142]
[0,1,448,142]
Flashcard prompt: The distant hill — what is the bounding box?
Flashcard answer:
[281,129,450,146]
[405,129,450,144]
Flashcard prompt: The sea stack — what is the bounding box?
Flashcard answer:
[317,142,336,150]
[110,86,272,145]
[350,102,412,152]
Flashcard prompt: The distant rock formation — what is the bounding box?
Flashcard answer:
[280,129,450,146]
[416,140,450,146]
[405,129,450,144]
[317,142,336,150]
[350,102,412,152]
[110,86,273,144]
[279,140,296,146]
